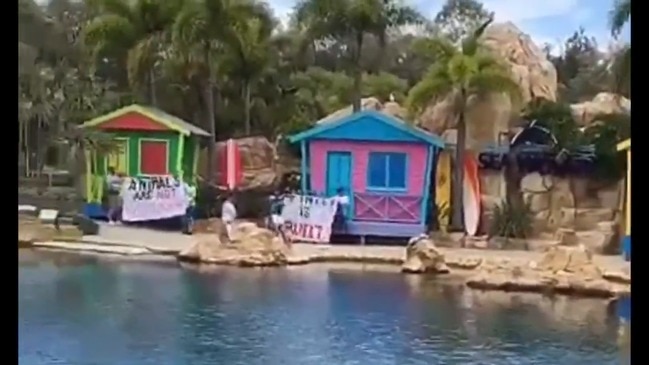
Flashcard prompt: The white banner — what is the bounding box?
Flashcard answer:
[121,176,188,222]
[281,195,339,243]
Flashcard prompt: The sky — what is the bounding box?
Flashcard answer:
[271,0,631,54]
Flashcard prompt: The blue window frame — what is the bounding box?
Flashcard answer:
[367,152,407,191]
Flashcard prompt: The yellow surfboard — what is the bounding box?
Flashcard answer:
[435,151,452,232]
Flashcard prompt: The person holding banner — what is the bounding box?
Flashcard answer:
[332,187,350,233]
[105,167,125,225]
[182,179,197,234]
[221,191,237,240]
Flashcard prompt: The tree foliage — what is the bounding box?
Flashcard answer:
[18,0,630,193]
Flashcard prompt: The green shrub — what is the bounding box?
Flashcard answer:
[489,200,533,239]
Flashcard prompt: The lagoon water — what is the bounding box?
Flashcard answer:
[19,251,628,365]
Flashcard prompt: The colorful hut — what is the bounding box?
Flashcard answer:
[617,138,631,261]
[288,110,445,239]
[79,104,210,218]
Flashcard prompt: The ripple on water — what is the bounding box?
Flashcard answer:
[19,252,625,365]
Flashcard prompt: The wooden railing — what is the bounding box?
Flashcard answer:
[353,192,422,223]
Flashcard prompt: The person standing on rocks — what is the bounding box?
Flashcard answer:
[221,191,237,240]
[105,167,124,225]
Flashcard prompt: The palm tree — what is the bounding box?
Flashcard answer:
[172,0,268,181]
[83,0,184,106]
[406,19,521,231]
[221,11,275,135]
[294,0,424,112]
[609,0,631,97]
[610,0,631,38]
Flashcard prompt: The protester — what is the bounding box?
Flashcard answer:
[268,189,291,245]
[105,167,124,225]
[221,191,237,240]
[332,187,349,233]
[182,178,197,234]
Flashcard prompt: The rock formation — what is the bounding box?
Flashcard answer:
[417,22,558,151]
[316,97,408,125]
[178,222,290,267]
[401,235,450,274]
[197,136,299,190]
[571,92,631,126]
[18,214,82,246]
[465,245,629,297]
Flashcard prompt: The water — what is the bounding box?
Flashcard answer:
[19,251,628,365]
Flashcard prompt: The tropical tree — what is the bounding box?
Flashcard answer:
[406,19,521,230]
[608,0,631,97]
[172,0,269,180]
[610,0,631,37]
[294,0,424,112]
[83,0,184,106]
[221,11,276,135]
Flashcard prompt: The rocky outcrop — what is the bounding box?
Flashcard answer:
[480,22,558,103]
[178,222,290,267]
[417,22,558,150]
[402,235,450,274]
[197,136,299,190]
[465,245,630,297]
[19,215,82,246]
[316,97,408,125]
[571,92,631,126]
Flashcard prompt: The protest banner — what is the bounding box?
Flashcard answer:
[121,176,187,222]
[281,195,338,243]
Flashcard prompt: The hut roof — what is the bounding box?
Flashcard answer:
[80,104,210,137]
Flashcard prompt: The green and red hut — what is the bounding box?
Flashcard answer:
[79,104,210,218]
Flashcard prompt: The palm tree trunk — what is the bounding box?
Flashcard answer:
[352,33,364,112]
[451,109,467,232]
[243,81,252,135]
[149,69,158,107]
[203,45,217,183]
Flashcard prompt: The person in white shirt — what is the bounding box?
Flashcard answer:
[332,187,349,233]
[182,179,197,234]
[105,167,124,225]
[221,191,237,241]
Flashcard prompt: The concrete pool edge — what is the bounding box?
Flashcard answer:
[23,240,631,299]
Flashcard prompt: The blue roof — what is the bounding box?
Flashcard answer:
[288,110,445,148]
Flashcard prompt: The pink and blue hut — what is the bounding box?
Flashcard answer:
[288,110,445,240]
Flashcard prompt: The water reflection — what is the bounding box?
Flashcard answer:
[19,252,625,365]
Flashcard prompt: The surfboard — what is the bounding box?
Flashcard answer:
[463,153,481,236]
[435,151,452,232]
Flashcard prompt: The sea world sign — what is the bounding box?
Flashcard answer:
[121,176,188,222]
[281,195,338,243]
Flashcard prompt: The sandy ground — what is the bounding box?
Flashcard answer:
[30,223,629,274]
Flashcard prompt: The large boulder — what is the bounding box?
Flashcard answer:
[197,136,299,190]
[178,222,290,267]
[418,22,558,150]
[465,245,630,297]
[402,235,450,274]
[316,97,408,125]
[571,92,631,126]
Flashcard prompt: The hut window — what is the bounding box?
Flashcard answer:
[367,152,407,190]
[139,139,169,175]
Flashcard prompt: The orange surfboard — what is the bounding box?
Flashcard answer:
[463,153,481,236]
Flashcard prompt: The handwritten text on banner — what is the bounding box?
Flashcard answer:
[281,195,338,243]
[121,176,188,222]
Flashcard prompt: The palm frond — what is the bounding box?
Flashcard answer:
[83,14,137,56]
[411,37,457,64]
[468,69,522,107]
[85,0,135,22]
[609,0,631,38]
[461,16,494,56]
[405,65,454,114]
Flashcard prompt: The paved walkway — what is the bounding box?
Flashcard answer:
[80,223,630,273]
